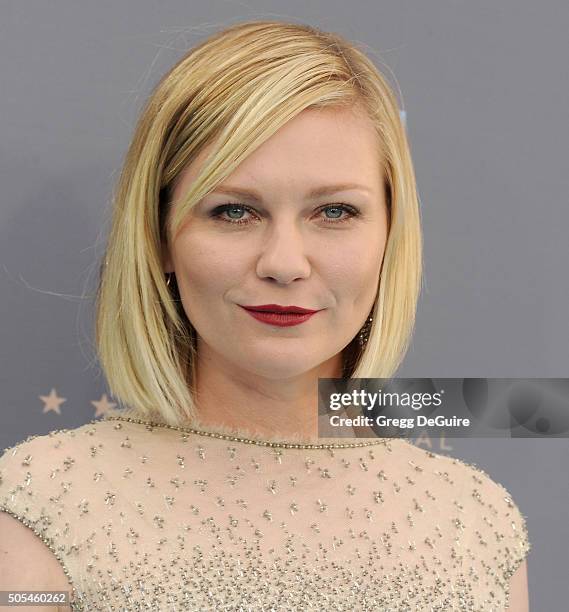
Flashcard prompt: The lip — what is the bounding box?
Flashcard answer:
[239,306,320,327]
[240,304,320,314]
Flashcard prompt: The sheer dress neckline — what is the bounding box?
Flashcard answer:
[102,414,395,449]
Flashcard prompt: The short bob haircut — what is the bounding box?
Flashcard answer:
[95,20,423,428]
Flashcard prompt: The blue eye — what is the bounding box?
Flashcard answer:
[210,203,360,226]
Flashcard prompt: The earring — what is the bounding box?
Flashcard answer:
[358,313,374,348]
[166,272,174,287]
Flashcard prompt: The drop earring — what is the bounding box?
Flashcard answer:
[358,313,374,348]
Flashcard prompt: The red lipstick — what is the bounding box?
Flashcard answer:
[240,304,322,327]
[241,304,319,314]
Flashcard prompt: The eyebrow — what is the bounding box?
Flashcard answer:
[210,183,372,200]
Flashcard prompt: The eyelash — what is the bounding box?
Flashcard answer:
[210,203,361,226]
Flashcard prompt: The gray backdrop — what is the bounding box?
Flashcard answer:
[1,1,567,608]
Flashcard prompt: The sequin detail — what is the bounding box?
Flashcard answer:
[0,417,531,611]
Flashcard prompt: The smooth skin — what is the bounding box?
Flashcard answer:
[0,512,71,610]
[508,558,530,611]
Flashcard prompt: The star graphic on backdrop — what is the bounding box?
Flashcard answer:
[39,388,67,415]
[91,393,117,418]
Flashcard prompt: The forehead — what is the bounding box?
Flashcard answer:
[173,106,382,200]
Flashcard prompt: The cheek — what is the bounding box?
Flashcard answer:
[323,236,384,299]
[172,232,244,304]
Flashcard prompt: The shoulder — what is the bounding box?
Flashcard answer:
[401,440,531,582]
[0,419,122,605]
[0,418,123,519]
[0,415,160,529]
[0,417,122,470]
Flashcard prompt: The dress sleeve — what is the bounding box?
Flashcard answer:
[460,458,532,589]
[0,432,78,599]
[489,476,531,579]
[433,451,532,609]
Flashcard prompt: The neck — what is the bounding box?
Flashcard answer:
[190,341,344,444]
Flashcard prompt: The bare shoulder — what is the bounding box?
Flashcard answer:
[0,419,119,611]
[507,557,529,611]
[0,511,71,610]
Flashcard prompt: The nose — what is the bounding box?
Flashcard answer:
[255,221,311,285]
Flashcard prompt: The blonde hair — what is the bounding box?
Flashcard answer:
[95,20,423,427]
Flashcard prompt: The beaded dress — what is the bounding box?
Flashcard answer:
[0,410,530,611]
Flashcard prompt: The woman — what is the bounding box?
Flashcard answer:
[0,20,530,610]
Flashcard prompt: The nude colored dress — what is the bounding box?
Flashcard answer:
[0,411,530,611]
